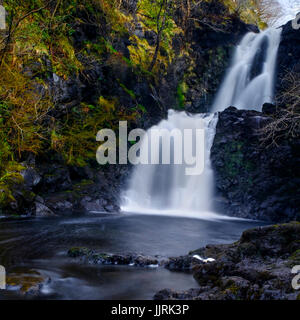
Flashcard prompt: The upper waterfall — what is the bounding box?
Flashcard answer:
[212,28,282,112]
[121,28,282,219]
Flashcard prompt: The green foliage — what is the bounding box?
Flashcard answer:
[137,104,147,113]
[177,82,188,109]
[0,0,143,210]
[51,97,138,166]
[0,161,24,207]
[119,83,136,100]
[126,0,183,74]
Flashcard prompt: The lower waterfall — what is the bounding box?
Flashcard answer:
[121,111,222,219]
[121,28,282,219]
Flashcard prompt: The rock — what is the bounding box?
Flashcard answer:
[41,170,123,215]
[262,103,276,115]
[121,0,138,13]
[164,256,193,271]
[20,167,41,189]
[68,247,92,258]
[134,23,144,38]
[211,106,300,222]
[49,199,74,212]
[277,17,300,97]
[41,166,72,193]
[67,249,207,271]
[154,288,203,300]
[104,204,117,212]
[35,195,45,204]
[155,222,300,300]
[80,197,106,212]
[6,269,50,297]
[67,248,159,267]
[35,202,56,217]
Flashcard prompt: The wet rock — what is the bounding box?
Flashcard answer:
[105,204,118,212]
[164,256,193,271]
[35,202,56,217]
[41,166,72,193]
[262,103,277,115]
[80,197,106,212]
[68,247,92,258]
[211,106,300,222]
[35,195,45,204]
[47,198,74,213]
[155,222,300,300]
[6,269,50,297]
[20,167,41,190]
[41,169,123,215]
[154,288,203,300]
[67,248,159,267]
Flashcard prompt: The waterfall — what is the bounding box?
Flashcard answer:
[212,28,282,112]
[121,111,222,219]
[121,28,282,219]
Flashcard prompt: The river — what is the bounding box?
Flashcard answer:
[0,213,263,300]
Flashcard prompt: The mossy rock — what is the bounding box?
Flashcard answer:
[6,269,47,295]
[68,247,92,258]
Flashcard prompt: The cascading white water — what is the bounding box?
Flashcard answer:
[121,111,221,219]
[212,28,282,112]
[121,28,282,219]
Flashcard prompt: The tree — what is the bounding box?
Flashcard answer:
[229,0,283,27]
[254,0,283,27]
[138,0,173,72]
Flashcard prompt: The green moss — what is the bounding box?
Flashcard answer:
[138,104,147,113]
[119,83,137,100]
[68,247,91,258]
[7,269,45,293]
[0,161,25,208]
[92,253,110,260]
[177,82,188,109]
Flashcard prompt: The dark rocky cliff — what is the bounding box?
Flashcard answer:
[211,106,300,222]
[276,16,300,98]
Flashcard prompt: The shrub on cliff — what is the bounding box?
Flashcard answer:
[260,70,300,147]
